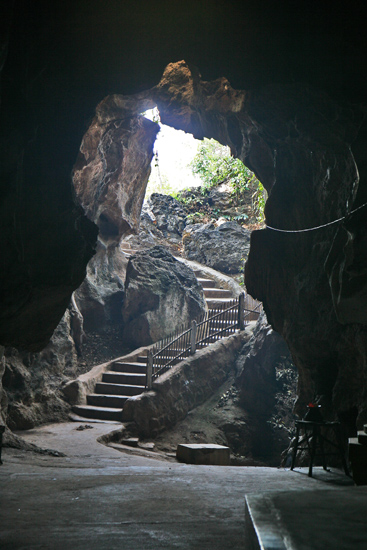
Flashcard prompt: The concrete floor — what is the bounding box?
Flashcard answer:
[0,422,360,549]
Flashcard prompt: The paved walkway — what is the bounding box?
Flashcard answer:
[0,422,356,549]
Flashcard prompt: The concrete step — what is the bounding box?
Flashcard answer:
[95,382,145,396]
[196,278,217,289]
[203,288,233,299]
[102,371,146,385]
[206,297,236,308]
[112,361,147,374]
[153,348,187,357]
[135,356,148,364]
[72,404,122,421]
[87,394,129,408]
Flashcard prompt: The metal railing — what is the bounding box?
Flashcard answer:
[145,293,262,389]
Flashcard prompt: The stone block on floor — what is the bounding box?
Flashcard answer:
[176,443,230,465]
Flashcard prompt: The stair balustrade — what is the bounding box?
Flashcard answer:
[145,293,262,388]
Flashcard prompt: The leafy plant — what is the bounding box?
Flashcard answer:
[252,182,266,223]
[190,139,246,192]
[189,138,265,222]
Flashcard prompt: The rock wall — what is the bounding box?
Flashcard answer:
[183,221,251,273]
[73,107,158,244]
[235,315,297,463]
[2,311,77,430]
[243,89,367,426]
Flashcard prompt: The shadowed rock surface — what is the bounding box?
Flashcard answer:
[235,314,297,463]
[243,87,367,424]
[74,243,125,334]
[2,311,77,430]
[122,246,207,347]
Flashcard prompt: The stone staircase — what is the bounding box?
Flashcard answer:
[72,254,236,422]
[73,354,148,421]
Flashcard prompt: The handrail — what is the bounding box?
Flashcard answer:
[145,292,262,389]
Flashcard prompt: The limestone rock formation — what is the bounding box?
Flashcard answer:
[2,311,78,430]
[183,221,251,273]
[148,193,187,236]
[0,348,6,427]
[69,96,160,341]
[74,242,125,333]
[73,109,158,244]
[243,86,367,424]
[122,246,207,347]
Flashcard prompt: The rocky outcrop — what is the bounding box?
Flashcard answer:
[73,109,158,244]
[69,97,161,341]
[243,86,367,426]
[148,193,187,236]
[122,246,207,347]
[74,242,125,333]
[183,221,251,273]
[2,311,78,430]
[0,347,6,426]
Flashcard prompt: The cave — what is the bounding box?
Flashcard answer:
[1,0,367,547]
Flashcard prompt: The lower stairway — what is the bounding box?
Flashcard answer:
[72,266,238,422]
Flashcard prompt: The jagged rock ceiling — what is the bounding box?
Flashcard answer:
[1,1,367,424]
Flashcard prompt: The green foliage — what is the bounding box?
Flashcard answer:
[252,182,266,223]
[190,138,248,192]
[190,138,265,221]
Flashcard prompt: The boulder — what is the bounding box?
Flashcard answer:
[74,242,125,333]
[122,246,207,348]
[148,193,188,236]
[183,221,251,273]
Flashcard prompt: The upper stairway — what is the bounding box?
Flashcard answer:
[72,262,241,422]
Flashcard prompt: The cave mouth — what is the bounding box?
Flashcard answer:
[140,105,265,231]
[72,60,267,249]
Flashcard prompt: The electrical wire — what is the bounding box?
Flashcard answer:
[265,202,367,233]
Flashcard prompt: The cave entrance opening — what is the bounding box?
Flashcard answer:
[141,107,265,228]
[142,107,202,197]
